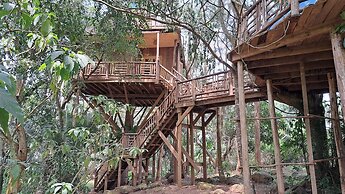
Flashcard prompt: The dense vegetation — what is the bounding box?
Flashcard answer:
[0,0,344,193]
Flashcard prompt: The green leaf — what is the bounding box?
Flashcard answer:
[0,10,10,18]
[63,56,74,72]
[0,108,9,135]
[0,88,24,122]
[21,12,33,29]
[40,19,52,36]
[343,38,345,49]
[53,186,61,194]
[0,71,12,87]
[341,11,345,20]
[38,63,47,71]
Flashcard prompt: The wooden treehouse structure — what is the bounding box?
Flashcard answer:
[79,0,345,193]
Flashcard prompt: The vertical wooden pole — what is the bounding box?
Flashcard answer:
[202,113,207,180]
[133,159,137,186]
[177,108,183,187]
[254,102,262,165]
[300,63,317,194]
[156,146,163,181]
[216,107,223,177]
[330,32,345,124]
[138,155,143,184]
[145,158,149,183]
[266,80,285,194]
[237,61,252,193]
[328,73,345,194]
[152,154,156,181]
[156,32,160,83]
[104,172,108,191]
[186,119,190,175]
[290,0,299,17]
[189,112,195,185]
[117,160,122,187]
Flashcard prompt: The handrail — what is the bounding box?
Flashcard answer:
[173,68,187,81]
[178,70,231,84]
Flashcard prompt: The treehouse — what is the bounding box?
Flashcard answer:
[81,26,183,106]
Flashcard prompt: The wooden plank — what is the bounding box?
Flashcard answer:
[328,73,345,194]
[330,32,345,124]
[300,63,318,194]
[237,61,252,194]
[267,79,285,193]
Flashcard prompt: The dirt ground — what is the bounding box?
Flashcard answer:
[131,184,235,194]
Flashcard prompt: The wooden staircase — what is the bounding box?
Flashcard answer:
[94,160,128,191]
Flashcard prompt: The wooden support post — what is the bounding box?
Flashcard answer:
[117,160,122,187]
[237,61,252,193]
[290,0,299,17]
[328,73,345,194]
[216,107,223,177]
[300,63,317,194]
[190,111,195,185]
[254,102,262,165]
[176,108,183,187]
[202,113,207,180]
[266,80,285,194]
[186,119,190,175]
[156,146,163,181]
[152,154,156,181]
[156,32,160,83]
[104,172,108,191]
[138,155,143,184]
[330,32,345,124]
[145,158,149,183]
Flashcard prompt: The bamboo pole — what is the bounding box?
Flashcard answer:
[267,79,285,193]
[237,61,252,193]
[300,63,317,194]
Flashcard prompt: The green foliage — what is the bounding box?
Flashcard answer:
[46,182,73,194]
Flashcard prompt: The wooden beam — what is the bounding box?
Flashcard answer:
[267,80,285,193]
[248,51,333,69]
[158,131,178,160]
[169,131,201,172]
[238,61,252,193]
[328,73,345,194]
[300,63,318,194]
[176,106,194,127]
[231,23,333,61]
[263,67,335,80]
[117,160,122,187]
[330,32,345,124]
[204,111,216,126]
[245,41,331,61]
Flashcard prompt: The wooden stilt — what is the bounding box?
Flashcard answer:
[254,102,262,165]
[145,158,149,183]
[117,160,122,187]
[156,146,163,181]
[328,73,345,194]
[300,63,317,194]
[190,111,195,185]
[138,155,143,184]
[216,107,223,177]
[152,154,156,181]
[104,172,108,191]
[177,108,183,187]
[186,120,190,175]
[133,159,137,186]
[202,113,207,180]
[330,32,345,124]
[237,61,252,193]
[266,79,285,194]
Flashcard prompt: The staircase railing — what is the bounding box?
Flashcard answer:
[133,87,176,148]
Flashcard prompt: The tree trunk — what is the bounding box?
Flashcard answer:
[0,139,4,192]
[308,93,329,179]
[233,71,242,174]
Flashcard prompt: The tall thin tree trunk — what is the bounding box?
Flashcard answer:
[233,72,242,174]
[0,139,4,192]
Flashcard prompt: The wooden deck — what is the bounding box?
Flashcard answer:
[230,0,345,93]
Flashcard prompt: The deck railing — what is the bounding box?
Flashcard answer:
[84,61,179,88]
[177,71,234,102]
[240,0,303,40]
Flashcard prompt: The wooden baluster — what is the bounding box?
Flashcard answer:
[192,80,196,101]
[256,1,261,32]
[106,63,109,78]
[290,0,299,17]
